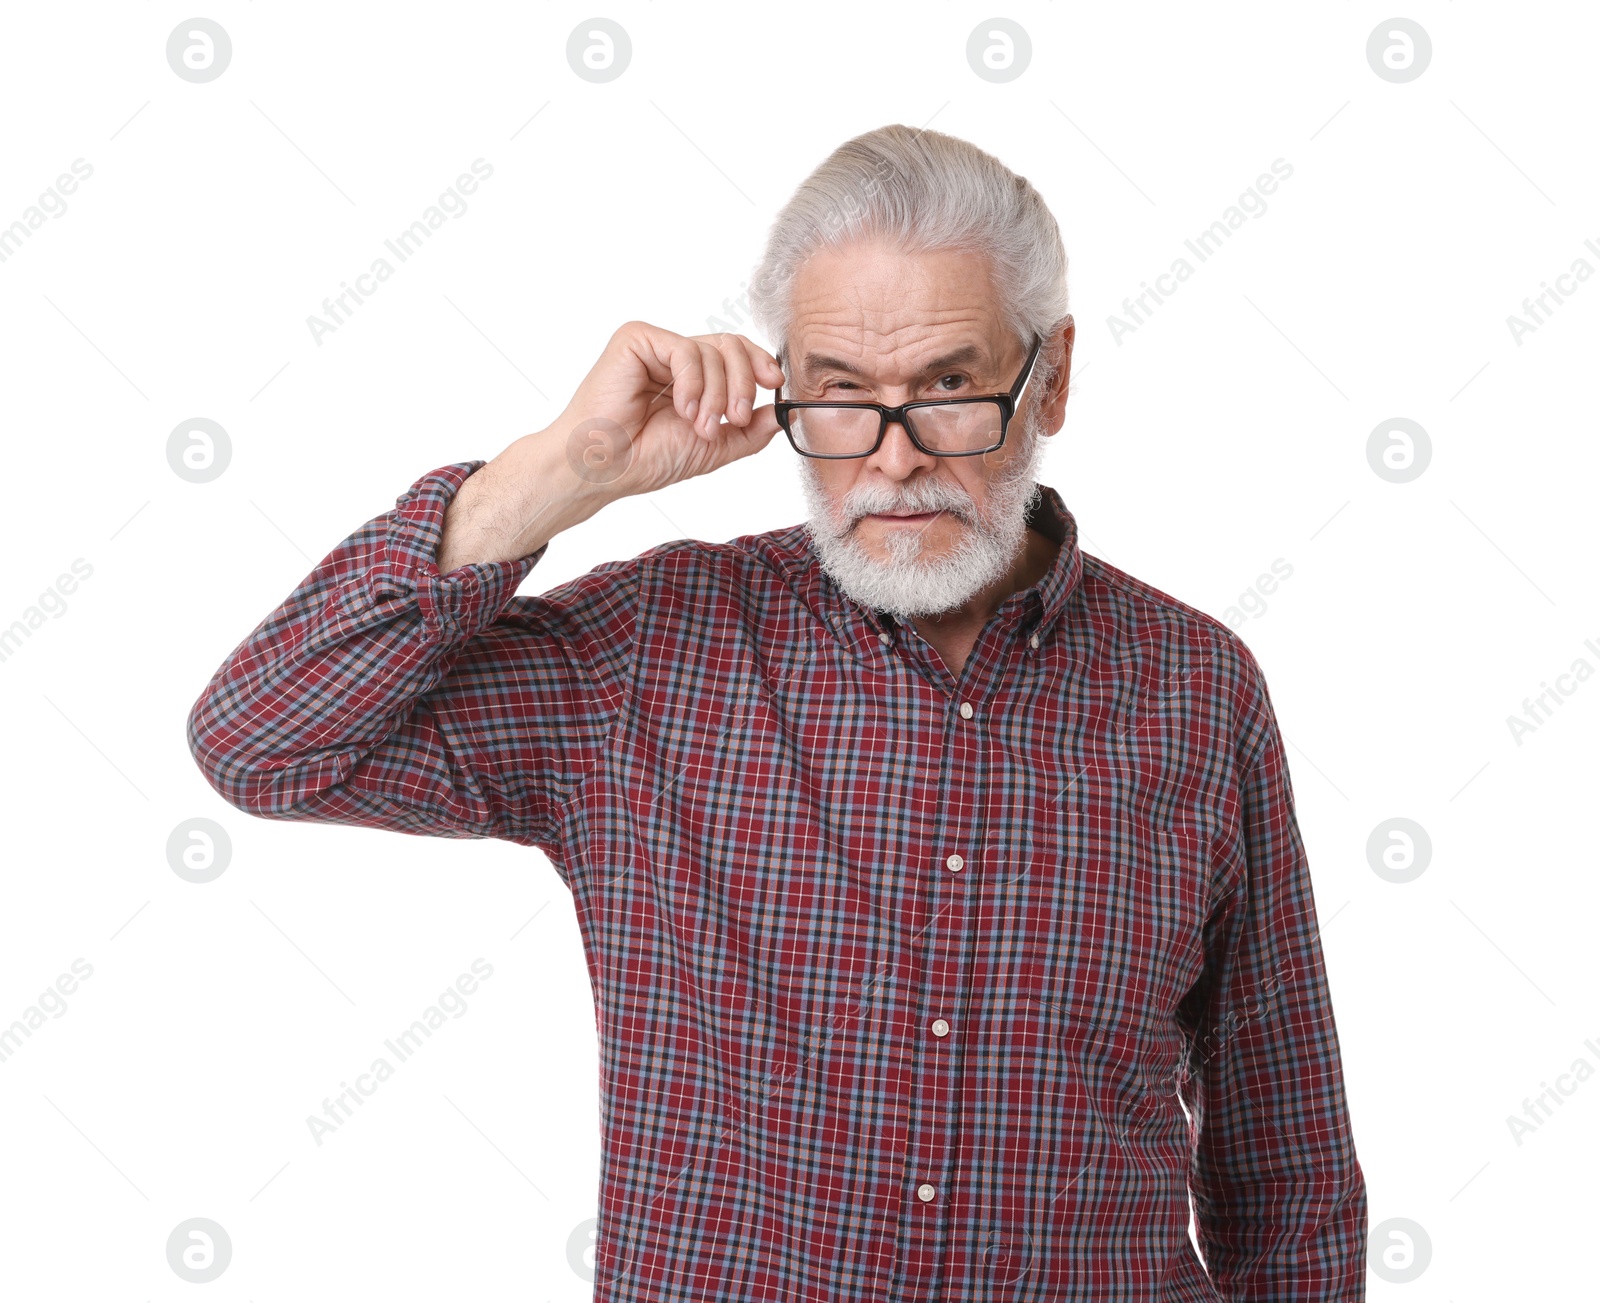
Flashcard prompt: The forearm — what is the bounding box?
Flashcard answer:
[437,427,615,572]
[186,461,542,832]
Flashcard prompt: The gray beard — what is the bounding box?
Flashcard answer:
[797,407,1046,620]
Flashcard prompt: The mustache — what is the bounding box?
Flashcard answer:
[844,494,975,527]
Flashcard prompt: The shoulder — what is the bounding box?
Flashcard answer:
[633,520,815,607]
[1078,552,1237,650]
[519,520,812,625]
[1076,552,1274,764]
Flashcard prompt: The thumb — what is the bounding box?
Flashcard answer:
[710,405,781,467]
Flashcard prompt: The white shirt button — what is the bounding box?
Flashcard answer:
[945,853,964,872]
[958,701,974,719]
[931,1018,950,1037]
[1029,633,1039,649]
[916,1183,936,1202]
[879,632,890,644]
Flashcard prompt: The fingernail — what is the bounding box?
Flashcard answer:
[685,399,698,420]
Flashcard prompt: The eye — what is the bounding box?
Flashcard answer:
[933,373,970,393]
[806,376,859,397]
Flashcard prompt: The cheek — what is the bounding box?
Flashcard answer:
[979,436,1026,474]
[954,464,1001,509]
[977,426,1039,488]
[813,461,863,507]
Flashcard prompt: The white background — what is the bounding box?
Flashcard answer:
[1,2,1595,1298]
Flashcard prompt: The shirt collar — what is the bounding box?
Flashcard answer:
[767,482,1085,657]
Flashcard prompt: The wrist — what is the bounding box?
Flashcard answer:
[438,425,614,571]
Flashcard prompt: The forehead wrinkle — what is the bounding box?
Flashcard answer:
[799,342,989,385]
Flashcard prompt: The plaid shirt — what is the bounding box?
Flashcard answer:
[188,460,1366,1301]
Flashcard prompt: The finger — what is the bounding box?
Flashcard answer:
[709,403,781,468]
[630,325,704,426]
[695,340,729,439]
[712,333,757,426]
[742,402,781,442]
[744,339,786,391]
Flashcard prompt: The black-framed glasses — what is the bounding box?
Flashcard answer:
[774,334,1043,459]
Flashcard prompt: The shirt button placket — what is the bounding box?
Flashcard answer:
[902,690,985,1292]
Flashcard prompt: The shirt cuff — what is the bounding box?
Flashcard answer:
[373,459,548,643]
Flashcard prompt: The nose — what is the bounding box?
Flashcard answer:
[868,413,937,477]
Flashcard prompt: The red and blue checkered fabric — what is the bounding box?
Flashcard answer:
[188,460,1367,1301]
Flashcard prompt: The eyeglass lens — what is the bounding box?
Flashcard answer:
[788,400,1004,456]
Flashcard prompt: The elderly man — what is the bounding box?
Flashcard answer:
[189,124,1366,1300]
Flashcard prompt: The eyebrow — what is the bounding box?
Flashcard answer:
[798,343,990,384]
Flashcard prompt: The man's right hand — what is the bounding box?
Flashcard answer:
[437,322,785,572]
[556,320,785,498]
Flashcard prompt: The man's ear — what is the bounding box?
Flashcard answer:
[1036,315,1075,436]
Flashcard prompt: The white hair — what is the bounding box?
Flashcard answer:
[748,123,1071,391]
